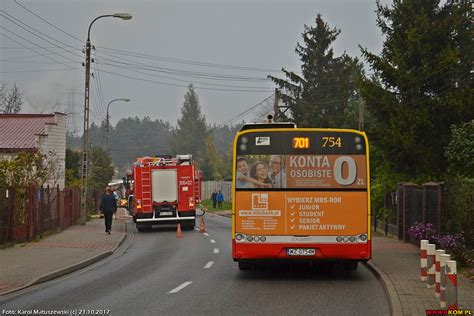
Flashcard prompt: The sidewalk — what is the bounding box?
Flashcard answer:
[213,211,473,315]
[368,234,474,315]
[0,208,130,296]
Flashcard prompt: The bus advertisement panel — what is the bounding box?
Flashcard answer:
[232,128,370,268]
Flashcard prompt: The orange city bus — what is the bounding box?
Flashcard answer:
[232,122,371,271]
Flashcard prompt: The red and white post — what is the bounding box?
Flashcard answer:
[435,249,445,297]
[420,239,429,281]
[426,244,436,289]
[440,253,451,308]
[445,260,457,310]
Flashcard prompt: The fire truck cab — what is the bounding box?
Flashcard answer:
[131,155,202,232]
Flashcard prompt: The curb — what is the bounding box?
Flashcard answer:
[364,260,403,316]
[0,221,129,297]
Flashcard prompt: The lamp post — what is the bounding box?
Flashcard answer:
[106,98,130,153]
[81,13,132,224]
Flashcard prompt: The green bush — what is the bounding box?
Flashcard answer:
[445,179,474,250]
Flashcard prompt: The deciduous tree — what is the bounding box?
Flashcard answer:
[0,82,22,114]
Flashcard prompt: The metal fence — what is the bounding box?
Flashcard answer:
[373,180,473,249]
[0,185,81,245]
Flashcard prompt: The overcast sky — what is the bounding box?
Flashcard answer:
[0,0,387,133]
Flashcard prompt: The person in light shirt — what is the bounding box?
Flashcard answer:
[268,155,286,188]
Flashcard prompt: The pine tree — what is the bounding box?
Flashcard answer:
[269,14,362,127]
[169,84,208,160]
[360,0,473,177]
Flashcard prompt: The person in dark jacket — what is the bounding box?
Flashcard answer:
[100,186,117,234]
[211,190,217,209]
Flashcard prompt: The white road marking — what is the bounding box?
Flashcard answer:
[204,232,210,236]
[213,248,219,254]
[169,281,192,294]
[194,228,199,231]
[210,239,216,244]
[204,261,214,269]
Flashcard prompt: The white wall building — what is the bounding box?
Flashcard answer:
[0,112,67,189]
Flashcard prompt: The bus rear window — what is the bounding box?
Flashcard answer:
[235,131,367,190]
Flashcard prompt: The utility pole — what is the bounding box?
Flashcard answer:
[80,34,92,224]
[80,13,132,224]
[273,88,279,122]
[358,96,365,131]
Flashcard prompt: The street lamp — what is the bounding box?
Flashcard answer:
[81,13,132,224]
[106,98,130,153]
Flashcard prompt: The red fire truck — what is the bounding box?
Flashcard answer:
[131,155,202,232]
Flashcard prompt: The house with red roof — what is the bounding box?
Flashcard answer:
[0,112,67,189]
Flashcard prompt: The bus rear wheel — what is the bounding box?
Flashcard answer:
[238,261,253,271]
[344,261,358,271]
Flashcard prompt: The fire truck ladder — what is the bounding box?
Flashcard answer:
[140,166,152,210]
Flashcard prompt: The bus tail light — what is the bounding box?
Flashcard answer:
[136,199,142,209]
[189,197,194,208]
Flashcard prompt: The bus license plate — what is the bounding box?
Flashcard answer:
[160,212,172,216]
[287,248,316,256]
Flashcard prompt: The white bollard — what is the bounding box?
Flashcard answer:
[445,260,457,310]
[440,254,450,308]
[420,239,429,281]
[426,244,436,288]
[435,249,445,297]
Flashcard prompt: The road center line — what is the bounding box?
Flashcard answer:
[210,239,216,244]
[168,281,192,294]
[204,232,210,236]
[213,248,219,254]
[204,261,214,269]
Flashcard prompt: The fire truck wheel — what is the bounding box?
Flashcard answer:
[182,220,196,230]
[136,224,147,232]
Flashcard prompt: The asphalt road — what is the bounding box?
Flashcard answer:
[0,214,390,316]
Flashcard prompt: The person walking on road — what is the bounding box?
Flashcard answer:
[211,189,217,209]
[100,186,117,234]
[216,190,224,209]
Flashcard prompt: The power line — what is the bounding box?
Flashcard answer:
[0,68,78,73]
[13,0,83,43]
[98,68,274,92]
[92,52,108,119]
[97,60,273,90]
[0,47,80,62]
[95,51,270,82]
[222,93,275,125]
[0,31,79,69]
[96,46,281,73]
[0,10,83,60]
